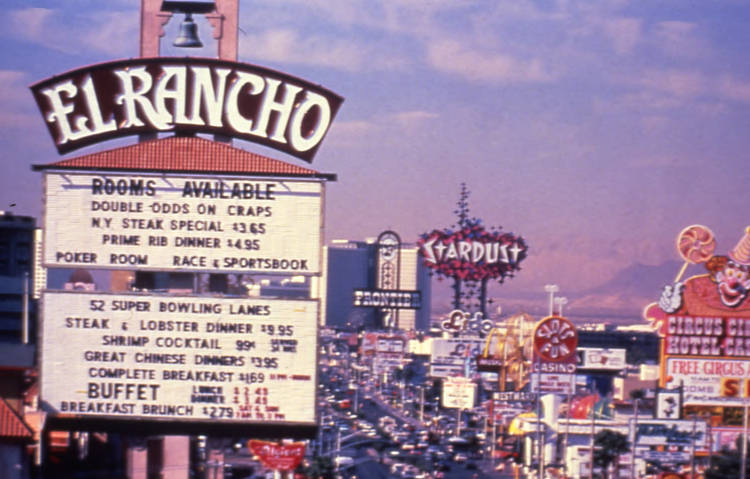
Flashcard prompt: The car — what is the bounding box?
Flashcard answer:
[453,453,468,463]
[435,461,451,472]
[384,448,403,458]
[390,463,407,475]
[402,464,420,478]
[334,456,355,467]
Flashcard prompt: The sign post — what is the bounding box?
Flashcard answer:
[532,315,578,478]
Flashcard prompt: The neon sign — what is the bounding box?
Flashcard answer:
[30,58,343,162]
[418,222,527,281]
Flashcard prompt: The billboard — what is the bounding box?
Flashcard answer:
[577,347,627,371]
[360,333,406,355]
[429,338,483,378]
[442,376,476,409]
[663,357,750,406]
[42,172,322,274]
[360,332,406,375]
[631,418,707,448]
[530,372,575,394]
[40,291,318,427]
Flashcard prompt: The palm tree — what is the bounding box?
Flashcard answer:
[705,436,750,479]
[594,429,630,479]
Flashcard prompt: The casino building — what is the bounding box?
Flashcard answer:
[321,238,432,332]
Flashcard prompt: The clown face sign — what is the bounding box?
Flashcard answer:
[645,226,750,406]
[651,226,750,318]
[707,255,750,308]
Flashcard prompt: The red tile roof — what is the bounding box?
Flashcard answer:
[0,397,33,441]
[33,136,336,180]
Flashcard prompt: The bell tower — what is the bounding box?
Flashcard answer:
[139,0,238,60]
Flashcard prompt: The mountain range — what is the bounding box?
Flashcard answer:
[431,260,705,326]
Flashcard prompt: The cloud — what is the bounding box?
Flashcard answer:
[323,119,373,148]
[652,20,706,59]
[0,70,39,127]
[7,7,137,57]
[717,75,750,103]
[324,109,439,151]
[426,39,553,84]
[240,28,401,72]
[637,69,706,98]
[78,12,139,57]
[601,17,643,55]
[391,110,439,127]
[609,67,750,114]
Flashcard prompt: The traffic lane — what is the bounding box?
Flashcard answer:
[351,449,391,479]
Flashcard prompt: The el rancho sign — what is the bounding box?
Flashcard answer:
[30,57,343,162]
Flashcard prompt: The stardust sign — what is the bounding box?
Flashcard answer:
[418,223,527,281]
[41,172,322,274]
[40,291,318,427]
[30,58,343,162]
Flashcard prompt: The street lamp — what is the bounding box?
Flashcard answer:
[554,297,568,316]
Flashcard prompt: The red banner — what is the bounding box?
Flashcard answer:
[248,440,306,472]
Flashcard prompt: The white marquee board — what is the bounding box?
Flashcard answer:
[40,291,318,426]
[43,172,322,274]
[664,357,750,406]
[441,376,476,410]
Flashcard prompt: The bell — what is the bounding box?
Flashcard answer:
[173,13,202,48]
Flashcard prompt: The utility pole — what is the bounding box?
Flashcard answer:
[535,359,543,479]
[630,397,639,479]
[689,413,697,479]
[419,386,424,424]
[742,396,748,479]
[589,409,596,479]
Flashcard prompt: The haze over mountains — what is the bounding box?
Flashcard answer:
[432,260,697,327]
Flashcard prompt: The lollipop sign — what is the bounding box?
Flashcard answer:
[674,225,716,282]
[649,226,750,319]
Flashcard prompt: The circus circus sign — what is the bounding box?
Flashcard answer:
[645,225,750,405]
[645,225,750,356]
[418,223,527,281]
[30,58,343,162]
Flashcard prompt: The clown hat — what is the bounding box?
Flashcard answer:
[729,227,750,266]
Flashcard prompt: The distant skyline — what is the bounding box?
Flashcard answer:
[2,1,750,320]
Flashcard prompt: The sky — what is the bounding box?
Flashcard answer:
[2,0,750,318]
